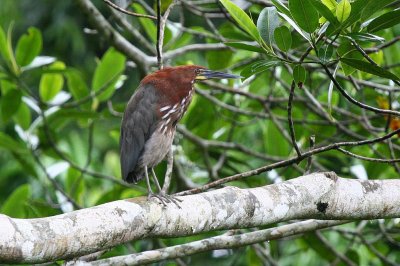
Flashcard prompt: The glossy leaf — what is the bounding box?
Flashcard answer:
[271,0,292,18]
[340,58,400,81]
[224,42,264,53]
[278,12,311,42]
[274,26,292,52]
[15,27,42,67]
[336,0,351,23]
[220,0,262,43]
[367,9,400,33]
[346,33,385,43]
[293,65,307,84]
[289,0,319,33]
[240,60,281,78]
[39,61,66,102]
[257,7,280,46]
[92,48,126,102]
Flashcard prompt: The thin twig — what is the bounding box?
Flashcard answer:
[288,81,301,157]
[103,0,157,19]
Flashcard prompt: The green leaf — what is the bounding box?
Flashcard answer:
[337,41,362,75]
[278,12,311,42]
[15,27,42,67]
[318,45,334,63]
[207,49,233,70]
[13,102,31,130]
[367,9,400,33]
[39,61,66,102]
[271,0,292,18]
[289,0,319,33]
[240,60,281,78]
[293,65,307,84]
[219,0,262,43]
[224,42,264,53]
[361,0,394,21]
[321,0,337,10]
[310,0,339,26]
[0,132,28,154]
[66,70,89,100]
[340,58,400,81]
[274,26,292,52]
[1,184,31,218]
[0,26,11,61]
[1,88,22,122]
[92,47,126,102]
[346,33,385,43]
[257,7,280,46]
[336,0,351,23]
[132,4,157,43]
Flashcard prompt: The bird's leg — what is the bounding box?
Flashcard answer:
[144,166,154,195]
[151,168,182,207]
[145,166,168,206]
[150,168,163,193]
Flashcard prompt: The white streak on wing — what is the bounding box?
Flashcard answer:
[160,105,171,112]
[162,113,170,119]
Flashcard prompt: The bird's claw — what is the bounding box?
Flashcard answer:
[147,192,182,208]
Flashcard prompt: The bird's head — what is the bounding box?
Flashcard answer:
[142,65,240,86]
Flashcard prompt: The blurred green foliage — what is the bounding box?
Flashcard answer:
[0,0,400,265]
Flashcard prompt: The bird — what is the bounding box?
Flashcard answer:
[120,65,240,204]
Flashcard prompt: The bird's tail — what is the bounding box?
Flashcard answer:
[125,170,144,184]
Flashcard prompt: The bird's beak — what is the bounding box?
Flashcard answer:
[195,69,242,80]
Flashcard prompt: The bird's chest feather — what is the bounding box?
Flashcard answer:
[158,87,194,134]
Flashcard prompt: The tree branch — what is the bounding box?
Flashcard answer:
[1,173,400,264]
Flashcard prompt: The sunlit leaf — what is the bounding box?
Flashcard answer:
[0,26,11,61]
[219,0,262,43]
[15,27,42,67]
[39,61,66,102]
[336,0,351,23]
[310,0,339,26]
[92,47,126,102]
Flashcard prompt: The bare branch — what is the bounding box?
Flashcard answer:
[1,173,400,264]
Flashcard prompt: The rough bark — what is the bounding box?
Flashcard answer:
[1,172,399,264]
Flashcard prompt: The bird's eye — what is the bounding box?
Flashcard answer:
[195,69,201,74]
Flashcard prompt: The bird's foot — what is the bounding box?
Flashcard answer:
[147,192,182,208]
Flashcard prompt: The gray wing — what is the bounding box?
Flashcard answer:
[120,83,159,183]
